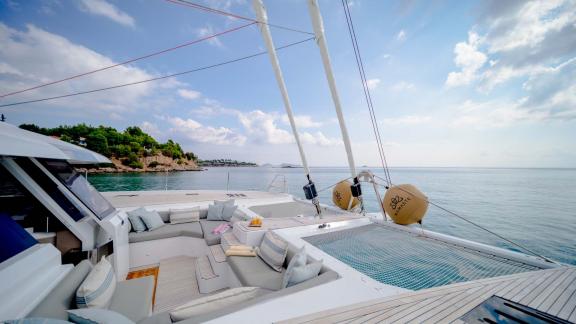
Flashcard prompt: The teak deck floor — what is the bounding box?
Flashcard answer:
[282,266,576,324]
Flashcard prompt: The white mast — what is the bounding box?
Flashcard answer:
[307,0,364,211]
[252,0,322,215]
[307,0,356,179]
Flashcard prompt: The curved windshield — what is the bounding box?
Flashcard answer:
[40,159,116,220]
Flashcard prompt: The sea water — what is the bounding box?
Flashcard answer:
[88,167,576,265]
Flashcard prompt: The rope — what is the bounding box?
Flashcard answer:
[164,0,314,36]
[371,174,557,264]
[0,22,256,99]
[341,0,392,184]
[0,37,315,108]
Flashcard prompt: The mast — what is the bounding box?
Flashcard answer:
[306,0,364,212]
[252,0,322,216]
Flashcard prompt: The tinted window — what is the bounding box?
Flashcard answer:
[40,159,115,220]
[16,158,87,221]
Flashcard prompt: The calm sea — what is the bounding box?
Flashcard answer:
[88,167,576,265]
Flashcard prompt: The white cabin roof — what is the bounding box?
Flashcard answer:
[0,122,111,164]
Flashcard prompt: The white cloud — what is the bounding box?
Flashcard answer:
[195,25,223,48]
[366,78,381,90]
[280,114,323,128]
[238,110,339,146]
[238,110,292,144]
[396,29,406,42]
[0,23,159,114]
[390,81,415,92]
[381,115,431,126]
[79,0,135,27]
[167,116,246,145]
[141,121,160,137]
[445,32,487,87]
[178,89,201,100]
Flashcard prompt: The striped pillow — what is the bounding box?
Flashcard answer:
[76,257,116,309]
[257,231,288,272]
[170,207,200,224]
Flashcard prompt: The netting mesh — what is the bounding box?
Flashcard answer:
[304,224,541,291]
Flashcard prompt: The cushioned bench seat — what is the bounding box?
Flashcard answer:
[200,220,228,246]
[129,222,203,243]
[227,255,285,291]
[29,260,155,323]
[109,276,155,322]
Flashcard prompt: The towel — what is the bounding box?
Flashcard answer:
[211,223,231,235]
[228,245,254,251]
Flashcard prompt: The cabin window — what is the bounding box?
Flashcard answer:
[14,158,87,221]
[39,159,115,220]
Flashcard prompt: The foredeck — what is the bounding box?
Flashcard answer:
[281,266,576,323]
[102,190,291,208]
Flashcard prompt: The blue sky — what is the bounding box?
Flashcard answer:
[1,0,575,167]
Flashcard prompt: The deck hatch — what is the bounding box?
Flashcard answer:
[461,295,571,323]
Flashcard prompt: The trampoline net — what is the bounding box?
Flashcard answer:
[304,224,542,291]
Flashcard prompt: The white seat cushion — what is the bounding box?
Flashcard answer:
[76,257,116,309]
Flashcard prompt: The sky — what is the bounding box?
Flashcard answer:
[0,0,575,168]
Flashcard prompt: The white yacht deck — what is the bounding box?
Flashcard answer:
[102,190,293,208]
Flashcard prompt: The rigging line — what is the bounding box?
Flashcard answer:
[341,0,389,183]
[342,0,392,184]
[165,0,314,36]
[0,22,257,100]
[0,37,315,109]
[316,176,355,193]
[371,174,557,264]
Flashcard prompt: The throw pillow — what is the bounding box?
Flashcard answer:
[207,203,224,221]
[257,231,288,272]
[139,210,164,231]
[76,257,116,309]
[286,260,323,287]
[170,287,262,322]
[282,246,307,288]
[169,207,200,224]
[126,208,147,232]
[68,309,134,324]
[221,204,237,221]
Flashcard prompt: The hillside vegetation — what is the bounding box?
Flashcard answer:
[19,123,199,171]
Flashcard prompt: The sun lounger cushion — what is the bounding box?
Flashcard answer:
[169,287,265,322]
[76,257,116,309]
[257,231,288,272]
[67,309,134,324]
[108,276,154,322]
[227,255,285,291]
[169,207,200,224]
[128,222,203,243]
[200,220,227,246]
[28,260,92,320]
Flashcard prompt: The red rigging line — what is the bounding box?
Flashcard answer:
[0,37,314,109]
[0,21,256,99]
[164,0,252,22]
[164,0,314,35]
